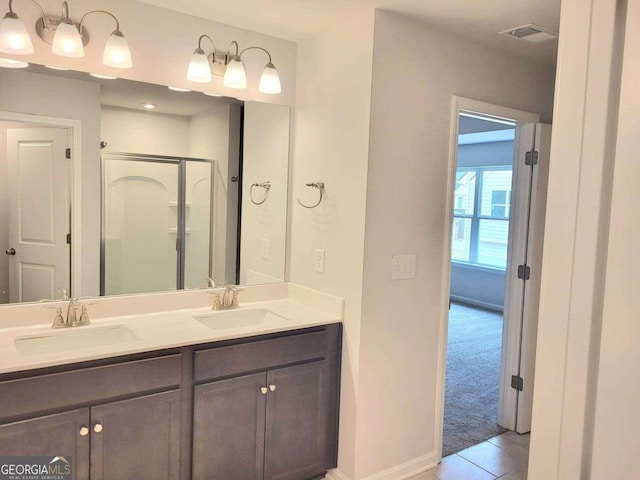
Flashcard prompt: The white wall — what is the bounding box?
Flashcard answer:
[0,69,101,296]
[349,11,556,478]
[528,0,625,477]
[101,106,190,156]
[290,10,376,480]
[3,0,296,106]
[240,102,290,285]
[589,0,639,476]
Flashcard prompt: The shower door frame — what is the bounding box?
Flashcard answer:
[100,152,216,296]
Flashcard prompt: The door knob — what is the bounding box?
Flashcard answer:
[269,384,276,392]
[5,248,15,255]
[94,423,103,433]
[260,387,268,395]
[79,427,89,437]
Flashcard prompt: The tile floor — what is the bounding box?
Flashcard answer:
[410,431,530,480]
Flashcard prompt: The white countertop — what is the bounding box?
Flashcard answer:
[0,285,343,375]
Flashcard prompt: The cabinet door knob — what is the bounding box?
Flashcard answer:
[269,384,276,392]
[79,427,89,437]
[94,423,103,433]
[260,386,268,395]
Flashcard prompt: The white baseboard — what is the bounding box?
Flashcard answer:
[326,453,439,480]
[449,294,503,313]
[326,469,352,480]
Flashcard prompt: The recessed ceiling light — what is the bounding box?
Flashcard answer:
[90,73,118,79]
[499,24,558,44]
[142,103,156,110]
[45,65,68,71]
[204,92,222,97]
[0,58,28,69]
[168,86,190,92]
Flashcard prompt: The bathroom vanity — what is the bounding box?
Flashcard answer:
[0,286,343,480]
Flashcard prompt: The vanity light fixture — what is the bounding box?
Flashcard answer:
[186,36,281,94]
[0,0,132,68]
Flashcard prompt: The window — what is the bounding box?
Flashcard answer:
[451,166,512,269]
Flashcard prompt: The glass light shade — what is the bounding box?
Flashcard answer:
[103,32,132,69]
[0,14,34,54]
[0,57,28,68]
[52,20,84,57]
[187,49,212,83]
[259,63,281,94]
[223,56,247,89]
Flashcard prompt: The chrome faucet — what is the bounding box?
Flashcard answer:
[213,285,242,310]
[204,276,216,288]
[48,297,92,328]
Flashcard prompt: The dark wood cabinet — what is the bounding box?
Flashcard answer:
[90,390,181,480]
[0,391,180,480]
[0,323,342,480]
[0,409,90,480]
[192,373,266,480]
[192,324,342,480]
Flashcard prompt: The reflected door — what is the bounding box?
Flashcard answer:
[6,128,70,303]
[102,155,214,296]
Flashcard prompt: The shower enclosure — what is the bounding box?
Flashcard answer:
[101,153,217,296]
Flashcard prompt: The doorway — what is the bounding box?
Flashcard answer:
[439,97,550,459]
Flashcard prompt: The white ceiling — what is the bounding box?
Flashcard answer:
[137,0,561,66]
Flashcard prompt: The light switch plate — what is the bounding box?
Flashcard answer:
[261,238,269,260]
[314,249,325,273]
[392,254,416,280]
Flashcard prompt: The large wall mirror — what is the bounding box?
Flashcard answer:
[0,65,290,305]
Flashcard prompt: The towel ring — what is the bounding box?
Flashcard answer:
[250,181,271,205]
[297,182,325,209]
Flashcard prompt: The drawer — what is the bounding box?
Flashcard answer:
[0,354,182,421]
[194,330,328,382]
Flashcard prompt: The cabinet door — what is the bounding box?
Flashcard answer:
[264,360,333,480]
[0,409,90,480]
[192,372,267,480]
[90,390,181,480]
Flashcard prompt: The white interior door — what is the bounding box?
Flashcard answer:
[515,124,552,433]
[499,123,552,433]
[6,128,70,303]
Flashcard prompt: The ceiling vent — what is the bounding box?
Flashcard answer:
[499,24,558,44]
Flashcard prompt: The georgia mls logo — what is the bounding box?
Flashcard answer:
[0,456,72,480]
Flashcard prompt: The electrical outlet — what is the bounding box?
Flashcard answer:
[314,249,325,273]
[392,254,416,280]
[261,238,269,260]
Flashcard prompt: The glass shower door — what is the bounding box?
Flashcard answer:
[102,156,180,295]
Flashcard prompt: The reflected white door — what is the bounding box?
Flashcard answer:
[6,128,70,303]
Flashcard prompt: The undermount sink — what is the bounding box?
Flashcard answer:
[193,309,288,330]
[14,325,139,356]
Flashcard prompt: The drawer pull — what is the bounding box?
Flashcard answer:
[94,423,103,433]
[260,387,268,395]
[79,427,89,437]
[269,384,276,392]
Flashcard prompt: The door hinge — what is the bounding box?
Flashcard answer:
[517,264,531,280]
[66,233,71,245]
[65,148,71,159]
[525,150,538,166]
[511,375,524,392]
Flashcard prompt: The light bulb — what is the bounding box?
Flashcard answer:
[0,13,34,55]
[52,20,84,57]
[223,56,247,89]
[259,63,281,94]
[103,31,132,69]
[187,48,212,83]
